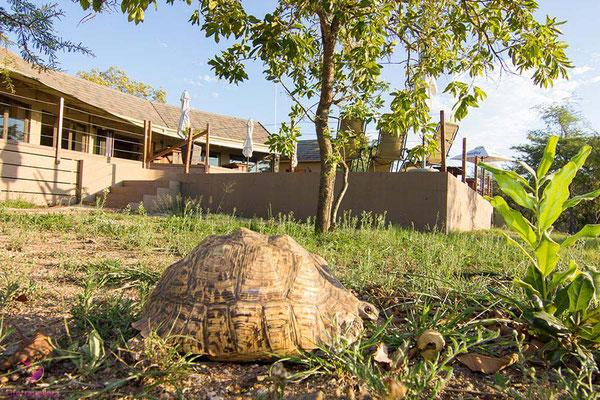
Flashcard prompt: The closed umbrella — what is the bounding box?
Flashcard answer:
[243,118,254,171]
[291,141,298,171]
[177,90,197,165]
[424,74,438,109]
[177,90,191,138]
[451,146,514,163]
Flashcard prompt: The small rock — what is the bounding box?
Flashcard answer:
[0,376,9,384]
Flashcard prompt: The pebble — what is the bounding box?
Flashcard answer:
[0,376,9,384]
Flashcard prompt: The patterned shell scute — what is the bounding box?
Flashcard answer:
[133,227,364,361]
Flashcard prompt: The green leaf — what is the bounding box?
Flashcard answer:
[567,274,595,313]
[535,233,560,277]
[523,264,545,297]
[526,310,569,336]
[480,163,535,210]
[549,260,579,292]
[582,307,600,324]
[539,164,577,232]
[489,196,536,247]
[563,189,600,210]
[554,286,569,316]
[515,277,541,297]
[562,224,600,248]
[537,135,558,178]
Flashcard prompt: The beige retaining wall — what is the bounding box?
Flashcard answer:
[179,171,493,232]
[1,140,254,206]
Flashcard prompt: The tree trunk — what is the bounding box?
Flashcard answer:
[314,12,338,233]
[330,158,350,231]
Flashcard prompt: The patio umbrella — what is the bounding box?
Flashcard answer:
[451,146,514,163]
[291,141,298,170]
[424,74,438,109]
[243,118,254,171]
[177,90,198,165]
[177,90,191,138]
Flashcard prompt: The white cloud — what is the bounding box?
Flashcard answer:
[572,65,592,75]
[429,70,586,162]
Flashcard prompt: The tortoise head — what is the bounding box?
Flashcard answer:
[357,301,379,322]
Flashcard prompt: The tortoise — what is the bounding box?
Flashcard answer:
[132,227,379,361]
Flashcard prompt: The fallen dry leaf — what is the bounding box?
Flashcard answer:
[457,353,518,374]
[14,294,28,303]
[373,342,393,365]
[0,331,53,370]
[417,329,445,361]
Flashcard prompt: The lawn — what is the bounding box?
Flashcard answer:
[0,202,598,399]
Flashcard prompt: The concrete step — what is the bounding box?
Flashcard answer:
[122,180,171,188]
[99,179,181,211]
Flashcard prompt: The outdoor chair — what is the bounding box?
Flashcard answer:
[428,122,459,167]
[402,121,459,171]
[336,116,368,171]
[368,128,409,172]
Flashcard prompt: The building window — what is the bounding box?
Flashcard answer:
[94,129,114,157]
[0,99,30,142]
[200,151,220,166]
[40,112,56,147]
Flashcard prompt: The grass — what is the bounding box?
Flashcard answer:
[0,199,38,209]
[0,201,598,398]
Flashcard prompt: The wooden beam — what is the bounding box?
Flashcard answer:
[143,120,148,168]
[76,159,84,203]
[205,123,211,173]
[147,129,207,163]
[481,168,486,196]
[474,156,479,193]
[440,110,446,173]
[3,107,9,140]
[147,120,153,168]
[462,137,467,183]
[184,128,193,174]
[55,97,64,164]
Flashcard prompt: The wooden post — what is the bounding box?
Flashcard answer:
[461,137,467,183]
[76,159,84,203]
[474,156,479,193]
[2,107,8,140]
[147,121,153,168]
[481,168,486,195]
[55,97,64,164]
[143,120,148,168]
[440,110,446,173]
[205,123,210,173]
[185,128,193,174]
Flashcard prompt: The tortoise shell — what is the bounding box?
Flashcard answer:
[132,227,373,361]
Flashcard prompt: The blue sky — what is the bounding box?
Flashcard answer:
[14,1,600,158]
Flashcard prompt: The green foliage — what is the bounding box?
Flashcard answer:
[407,133,439,168]
[266,120,300,160]
[77,66,167,102]
[0,0,91,71]
[482,135,600,352]
[513,102,600,231]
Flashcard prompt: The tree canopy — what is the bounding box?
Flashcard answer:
[0,0,90,70]
[78,67,167,102]
[80,0,572,232]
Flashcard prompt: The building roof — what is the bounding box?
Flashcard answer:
[281,139,321,162]
[0,50,271,147]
